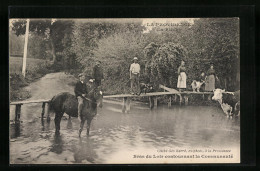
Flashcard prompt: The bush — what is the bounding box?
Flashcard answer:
[145,42,188,89]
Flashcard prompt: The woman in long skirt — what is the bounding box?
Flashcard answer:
[177,60,187,91]
[205,63,216,91]
[205,63,218,100]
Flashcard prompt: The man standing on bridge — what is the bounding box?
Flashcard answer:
[74,73,88,121]
[93,60,104,87]
[130,57,140,95]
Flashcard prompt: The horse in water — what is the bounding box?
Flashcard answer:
[49,86,103,137]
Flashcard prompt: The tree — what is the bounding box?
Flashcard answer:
[9,30,24,56]
[69,20,146,94]
[91,31,147,94]
[11,19,74,64]
[71,20,145,70]
[144,18,239,91]
[145,42,188,88]
[190,18,240,90]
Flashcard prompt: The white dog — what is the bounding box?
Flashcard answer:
[191,80,204,92]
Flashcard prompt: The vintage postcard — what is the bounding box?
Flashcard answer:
[9,18,240,164]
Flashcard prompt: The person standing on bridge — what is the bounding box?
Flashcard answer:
[177,60,187,92]
[205,63,218,92]
[205,63,218,100]
[130,57,140,95]
[74,73,88,121]
[93,60,104,88]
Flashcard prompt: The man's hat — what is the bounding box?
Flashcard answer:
[78,73,84,78]
[133,57,138,60]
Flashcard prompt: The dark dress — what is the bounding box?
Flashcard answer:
[93,65,104,86]
[205,69,215,91]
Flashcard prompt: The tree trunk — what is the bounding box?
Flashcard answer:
[50,37,57,64]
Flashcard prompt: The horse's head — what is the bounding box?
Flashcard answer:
[92,86,103,108]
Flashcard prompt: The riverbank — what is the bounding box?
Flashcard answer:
[9,57,64,101]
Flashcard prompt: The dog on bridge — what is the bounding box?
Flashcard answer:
[191,80,205,92]
[138,83,154,96]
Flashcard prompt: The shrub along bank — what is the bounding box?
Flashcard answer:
[9,60,63,101]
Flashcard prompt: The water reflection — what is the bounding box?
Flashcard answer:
[41,118,51,132]
[10,122,21,139]
[67,118,72,129]
[10,102,240,164]
[73,137,97,163]
[50,134,64,154]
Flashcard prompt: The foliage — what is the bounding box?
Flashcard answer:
[144,42,188,88]
[190,18,239,90]
[143,18,239,91]
[9,30,51,60]
[10,18,240,96]
[71,20,145,69]
[92,31,147,94]
[9,57,47,74]
[11,19,74,64]
[9,58,57,101]
[9,31,24,56]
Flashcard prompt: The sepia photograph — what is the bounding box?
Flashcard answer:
[9,18,240,164]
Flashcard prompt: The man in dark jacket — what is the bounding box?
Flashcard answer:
[93,60,104,87]
[74,73,88,121]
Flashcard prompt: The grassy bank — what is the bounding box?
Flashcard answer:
[9,57,62,101]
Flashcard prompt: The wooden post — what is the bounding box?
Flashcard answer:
[168,96,172,107]
[179,95,182,106]
[202,93,205,100]
[174,94,177,102]
[41,102,46,119]
[126,97,131,113]
[149,96,154,109]
[154,96,158,109]
[122,97,131,113]
[22,19,30,77]
[15,104,22,122]
[184,95,189,106]
[46,103,51,122]
[122,97,127,113]
[208,94,212,101]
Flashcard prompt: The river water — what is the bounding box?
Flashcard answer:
[9,73,240,164]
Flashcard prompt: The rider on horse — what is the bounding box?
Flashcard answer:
[74,73,88,121]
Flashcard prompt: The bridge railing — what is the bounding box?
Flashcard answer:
[9,90,234,122]
[10,99,50,123]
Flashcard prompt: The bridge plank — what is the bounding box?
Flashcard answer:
[103,91,215,98]
[9,91,234,105]
[10,99,50,105]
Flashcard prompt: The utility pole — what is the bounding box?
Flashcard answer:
[22,19,30,77]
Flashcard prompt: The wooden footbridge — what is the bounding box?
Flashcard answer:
[10,85,232,123]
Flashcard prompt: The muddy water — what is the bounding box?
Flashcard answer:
[9,73,240,164]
